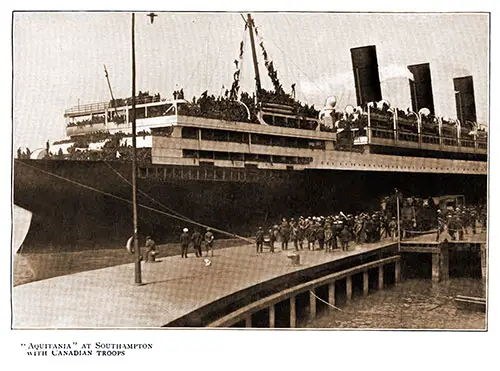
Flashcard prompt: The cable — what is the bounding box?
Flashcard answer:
[256,20,327,99]
[15,160,254,244]
[103,161,194,221]
[309,289,343,312]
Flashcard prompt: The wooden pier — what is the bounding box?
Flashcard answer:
[399,231,486,282]
[13,239,398,328]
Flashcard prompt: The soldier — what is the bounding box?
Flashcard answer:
[373,214,381,242]
[180,228,190,258]
[364,216,374,243]
[455,209,465,241]
[144,235,157,262]
[470,209,478,234]
[332,221,340,250]
[279,218,290,251]
[297,217,306,250]
[461,208,468,234]
[389,217,398,241]
[290,222,299,251]
[436,210,446,242]
[401,199,415,239]
[269,224,279,253]
[354,216,363,244]
[204,228,215,257]
[306,220,316,250]
[324,222,333,252]
[446,215,456,241]
[255,227,264,253]
[316,222,325,250]
[191,229,203,257]
[339,224,351,252]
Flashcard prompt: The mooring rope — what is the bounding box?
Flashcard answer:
[16,160,255,244]
[401,228,438,234]
[103,161,195,222]
[309,289,344,312]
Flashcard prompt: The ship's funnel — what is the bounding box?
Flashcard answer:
[350,45,382,107]
[408,63,435,115]
[453,76,477,129]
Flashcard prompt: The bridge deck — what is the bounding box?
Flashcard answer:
[13,239,395,328]
[399,231,486,253]
[401,231,486,244]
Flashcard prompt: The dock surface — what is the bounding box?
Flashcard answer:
[13,239,396,328]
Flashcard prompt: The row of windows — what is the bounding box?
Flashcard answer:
[182,149,313,165]
[180,127,327,150]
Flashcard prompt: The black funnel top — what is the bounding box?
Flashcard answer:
[408,63,435,115]
[453,76,477,129]
[350,45,382,107]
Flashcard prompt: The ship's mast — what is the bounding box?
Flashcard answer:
[247,14,262,103]
[104,64,120,119]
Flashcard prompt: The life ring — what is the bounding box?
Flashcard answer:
[126,236,135,254]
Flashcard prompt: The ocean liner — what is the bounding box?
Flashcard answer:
[13,14,487,252]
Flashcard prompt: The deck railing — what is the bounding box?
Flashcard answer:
[367,127,486,153]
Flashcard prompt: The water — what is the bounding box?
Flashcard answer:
[303,278,486,330]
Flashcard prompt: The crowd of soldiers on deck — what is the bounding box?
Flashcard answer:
[31,131,153,162]
[177,91,256,123]
[174,87,320,128]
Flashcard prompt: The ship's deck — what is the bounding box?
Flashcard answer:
[13,238,397,328]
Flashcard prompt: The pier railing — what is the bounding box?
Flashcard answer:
[208,255,401,328]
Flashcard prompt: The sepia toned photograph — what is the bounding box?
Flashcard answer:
[12,11,488,330]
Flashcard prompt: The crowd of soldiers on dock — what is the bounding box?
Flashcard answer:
[145,195,486,259]
[436,204,486,242]
[255,200,486,254]
[255,212,396,254]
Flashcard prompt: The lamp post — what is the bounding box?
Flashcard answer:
[130,12,158,285]
[130,12,142,285]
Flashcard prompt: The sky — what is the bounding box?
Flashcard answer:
[3,3,499,369]
[13,12,489,151]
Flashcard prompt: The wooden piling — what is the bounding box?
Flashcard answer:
[328,282,336,306]
[432,253,441,282]
[440,245,449,281]
[269,304,275,328]
[309,289,316,320]
[346,276,352,302]
[245,313,252,328]
[378,266,384,289]
[290,296,296,328]
[395,261,401,283]
[363,271,369,296]
[481,243,487,297]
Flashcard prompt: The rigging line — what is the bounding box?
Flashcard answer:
[265,37,327,99]
[254,17,325,98]
[207,19,231,93]
[103,161,194,221]
[235,24,248,99]
[185,57,204,96]
[15,160,254,244]
[309,290,344,312]
[204,19,212,89]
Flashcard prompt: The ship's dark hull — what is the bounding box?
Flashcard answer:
[13,159,487,252]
